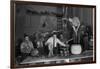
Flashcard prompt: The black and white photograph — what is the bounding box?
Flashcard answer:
[11,1,96,68]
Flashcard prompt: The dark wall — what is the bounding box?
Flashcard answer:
[15,5,57,41]
[67,7,93,27]
[15,5,93,41]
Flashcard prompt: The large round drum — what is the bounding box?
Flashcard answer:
[31,49,39,56]
[71,44,82,55]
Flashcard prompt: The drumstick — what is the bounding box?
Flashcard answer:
[66,38,73,44]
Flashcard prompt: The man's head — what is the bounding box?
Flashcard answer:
[24,34,29,41]
[72,17,80,27]
[53,34,57,38]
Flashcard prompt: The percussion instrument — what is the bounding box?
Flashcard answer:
[31,49,39,56]
[71,44,82,55]
[60,44,69,56]
[21,45,32,53]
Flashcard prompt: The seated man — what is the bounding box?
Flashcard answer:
[37,38,45,58]
[45,33,66,57]
[20,34,34,61]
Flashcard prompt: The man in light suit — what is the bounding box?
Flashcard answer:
[45,33,66,57]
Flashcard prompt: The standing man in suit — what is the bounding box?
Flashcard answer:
[45,33,66,57]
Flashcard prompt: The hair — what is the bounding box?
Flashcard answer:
[24,33,29,38]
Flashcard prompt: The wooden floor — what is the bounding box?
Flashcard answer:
[20,50,93,65]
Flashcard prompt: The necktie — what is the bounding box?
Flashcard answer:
[53,37,55,48]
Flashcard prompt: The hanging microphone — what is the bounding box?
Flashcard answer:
[62,17,73,22]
